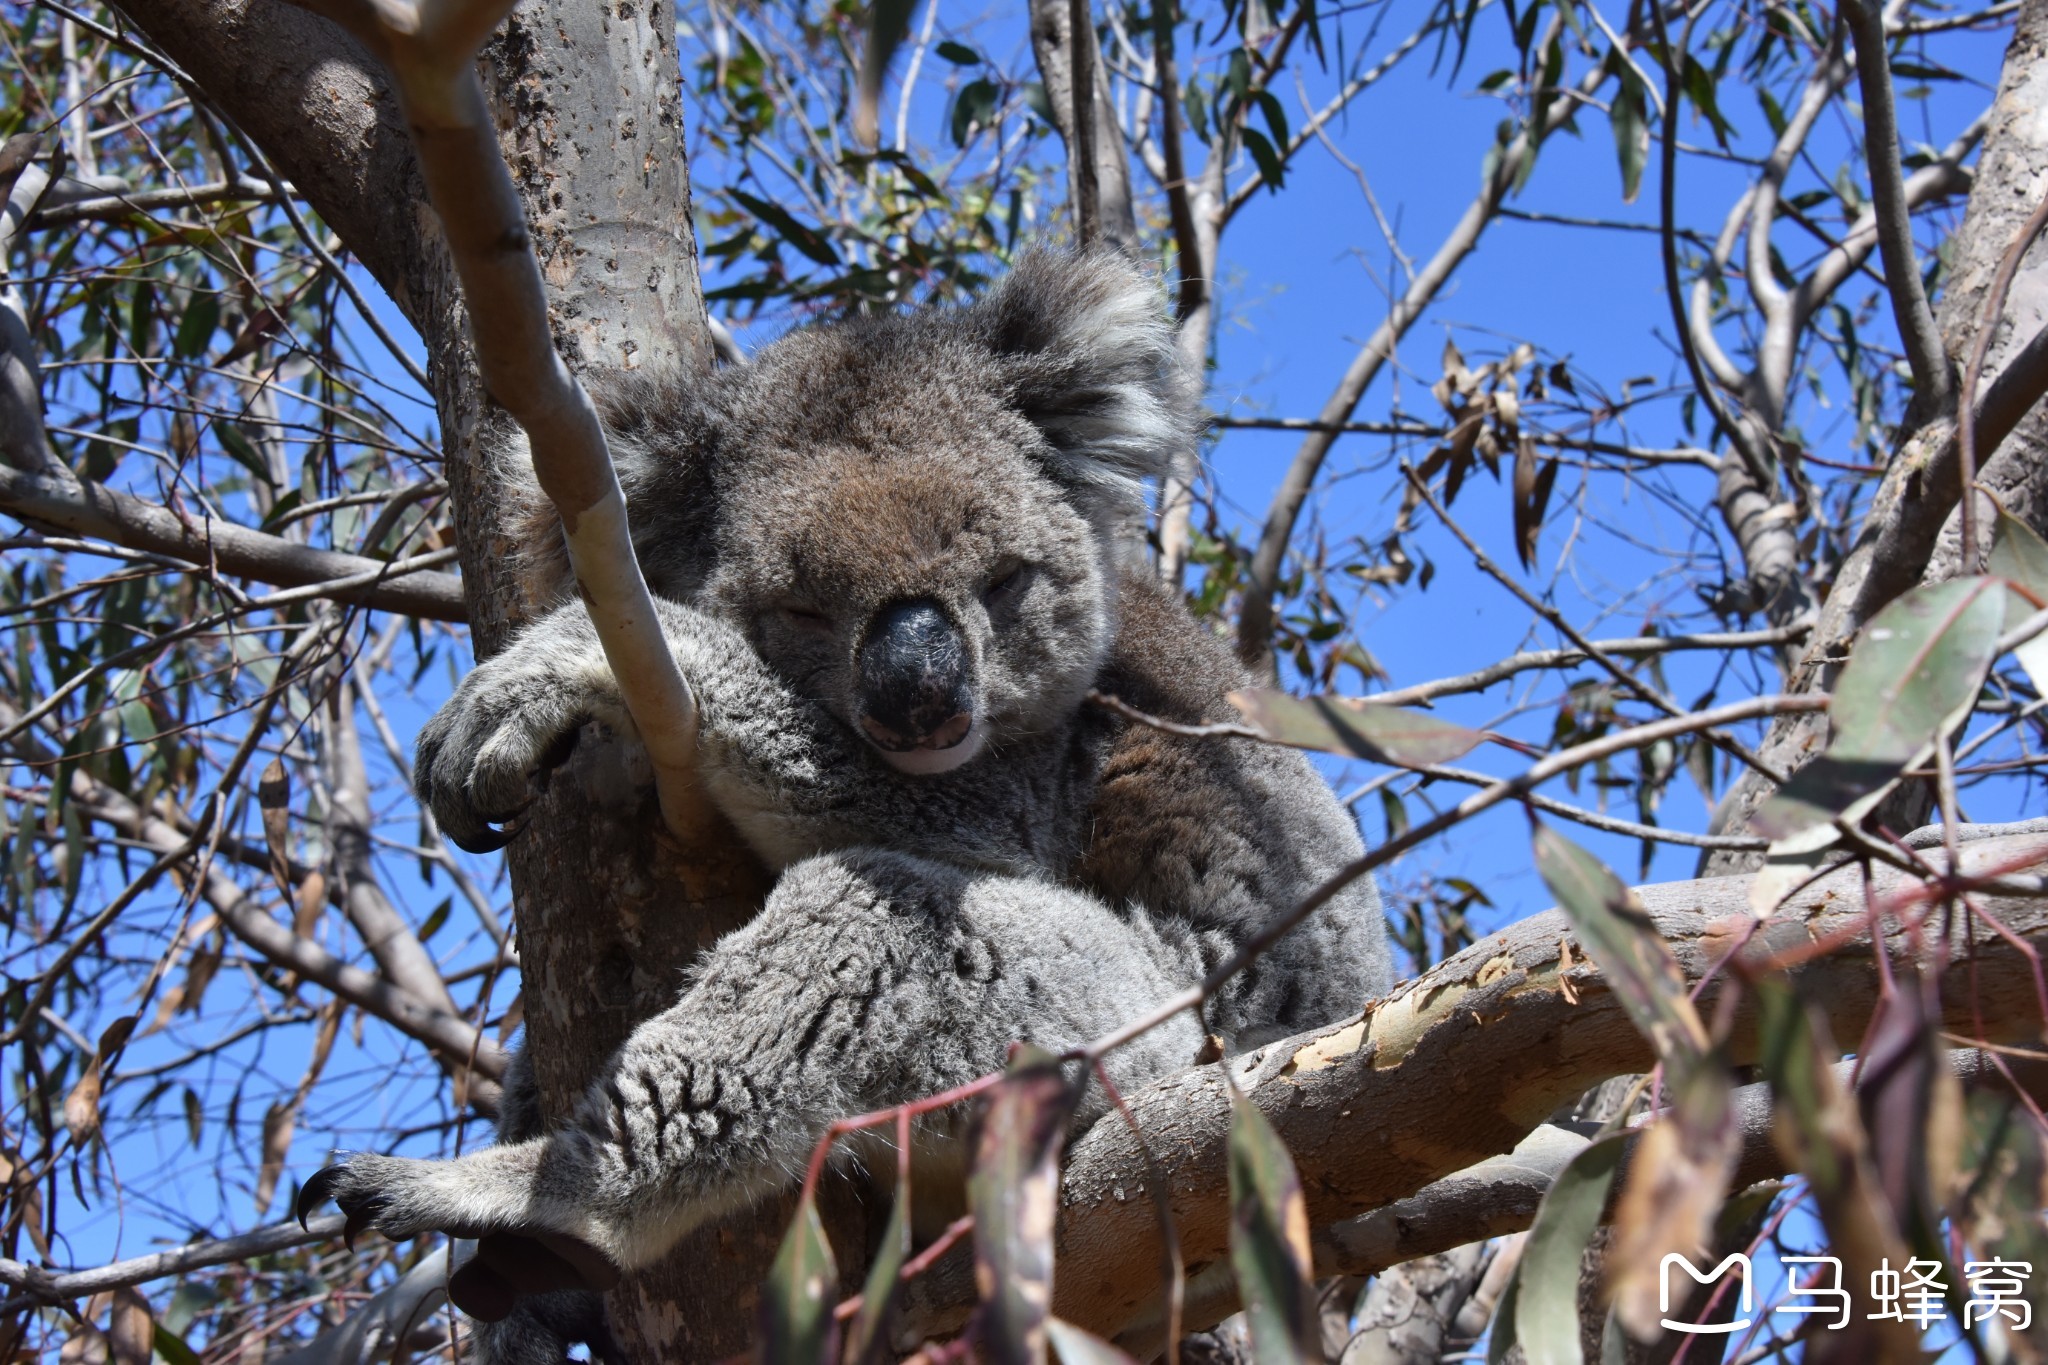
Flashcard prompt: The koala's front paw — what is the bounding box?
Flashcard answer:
[298,1152,496,1244]
[414,648,609,853]
[299,1156,621,1322]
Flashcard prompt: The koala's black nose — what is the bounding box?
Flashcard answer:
[857,599,974,752]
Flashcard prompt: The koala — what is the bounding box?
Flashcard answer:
[301,252,1392,1341]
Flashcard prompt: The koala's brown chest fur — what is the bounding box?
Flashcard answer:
[1076,575,1267,925]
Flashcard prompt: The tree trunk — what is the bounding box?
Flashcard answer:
[125,1,785,1357]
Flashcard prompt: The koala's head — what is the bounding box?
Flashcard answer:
[587,253,1197,775]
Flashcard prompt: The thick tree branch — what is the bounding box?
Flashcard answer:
[0,465,468,620]
[897,831,2048,1346]
[1029,0,1137,253]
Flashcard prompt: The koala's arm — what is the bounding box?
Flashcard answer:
[415,598,1058,872]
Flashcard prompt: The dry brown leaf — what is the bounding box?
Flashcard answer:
[259,759,294,899]
[293,870,327,938]
[496,990,525,1046]
[105,1288,151,1365]
[253,1099,296,1217]
[63,1063,103,1144]
[1607,1069,1741,1341]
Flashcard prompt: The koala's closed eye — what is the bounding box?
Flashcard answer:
[778,602,835,633]
[982,561,1030,606]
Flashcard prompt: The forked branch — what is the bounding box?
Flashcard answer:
[286,0,707,838]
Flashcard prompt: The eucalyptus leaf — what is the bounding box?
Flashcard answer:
[970,1046,1080,1365]
[1227,1086,1317,1365]
[1516,1134,1627,1365]
[1755,576,2004,839]
[759,1191,838,1365]
[1229,689,1485,768]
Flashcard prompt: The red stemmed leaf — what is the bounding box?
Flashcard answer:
[1755,576,2004,840]
[970,1046,1082,1365]
[760,1189,838,1365]
[1226,1086,1317,1365]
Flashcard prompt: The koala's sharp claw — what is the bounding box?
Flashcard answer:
[342,1200,378,1249]
[297,1164,344,1228]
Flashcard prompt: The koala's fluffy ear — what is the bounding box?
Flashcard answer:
[504,369,719,605]
[966,252,1199,521]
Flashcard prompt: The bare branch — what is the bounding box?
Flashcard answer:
[1365,627,1810,707]
[1842,0,1954,413]
[0,465,468,620]
[0,1214,346,1305]
[1029,0,1137,252]
[1235,47,1606,669]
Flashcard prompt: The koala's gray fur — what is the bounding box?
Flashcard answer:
[304,253,1392,1347]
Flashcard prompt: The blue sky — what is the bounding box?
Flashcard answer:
[33,1,2035,1352]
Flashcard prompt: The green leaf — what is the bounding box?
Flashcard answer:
[1755,576,2004,839]
[935,40,983,64]
[1227,1087,1317,1365]
[1046,1319,1139,1365]
[1680,53,1735,148]
[1240,127,1287,192]
[172,292,220,361]
[842,1178,909,1365]
[1515,1133,1627,1365]
[1379,788,1409,843]
[1487,1264,1523,1365]
[1609,65,1648,204]
[971,1047,1080,1365]
[183,1087,203,1148]
[153,1323,203,1365]
[1251,90,1290,149]
[759,1190,838,1365]
[1533,823,1708,1068]
[1229,689,1485,768]
[950,77,1001,147]
[1988,506,2048,696]
[417,897,452,943]
[728,189,841,267]
[216,423,276,488]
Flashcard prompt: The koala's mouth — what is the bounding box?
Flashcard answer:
[862,713,984,775]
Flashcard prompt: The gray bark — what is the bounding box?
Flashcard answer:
[1028,0,1139,254]
[1338,1245,1486,1365]
[123,2,782,1358]
[891,831,2048,1347]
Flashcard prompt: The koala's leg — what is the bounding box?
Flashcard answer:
[302,850,1203,1307]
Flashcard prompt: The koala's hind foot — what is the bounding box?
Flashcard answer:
[302,849,1203,1319]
